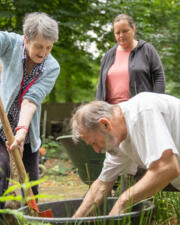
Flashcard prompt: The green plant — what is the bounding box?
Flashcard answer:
[47,160,72,176]
[42,135,68,160]
[154,191,180,224]
[0,176,57,225]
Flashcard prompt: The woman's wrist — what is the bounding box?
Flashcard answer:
[15,125,28,133]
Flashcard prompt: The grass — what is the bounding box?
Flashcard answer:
[154,191,180,224]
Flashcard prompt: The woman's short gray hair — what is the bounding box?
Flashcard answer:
[70,101,114,143]
[23,12,59,42]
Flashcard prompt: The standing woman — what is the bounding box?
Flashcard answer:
[0,12,60,208]
[96,14,166,103]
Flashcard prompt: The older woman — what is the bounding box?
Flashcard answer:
[0,12,60,208]
[96,14,166,103]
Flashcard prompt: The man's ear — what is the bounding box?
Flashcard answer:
[98,118,111,132]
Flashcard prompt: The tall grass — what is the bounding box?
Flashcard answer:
[154,191,180,224]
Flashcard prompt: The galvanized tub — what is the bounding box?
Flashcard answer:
[18,197,156,225]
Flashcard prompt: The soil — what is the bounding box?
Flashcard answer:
[4,158,89,210]
[39,158,89,202]
[2,158,89,225]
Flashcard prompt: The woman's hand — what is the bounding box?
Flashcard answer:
[6,129,27,157]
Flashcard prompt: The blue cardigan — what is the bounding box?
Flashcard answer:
[0,31,60,152]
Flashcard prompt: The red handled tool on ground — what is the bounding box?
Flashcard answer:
[0,97,53,217]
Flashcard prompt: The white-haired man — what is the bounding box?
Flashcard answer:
[71,92,180,217]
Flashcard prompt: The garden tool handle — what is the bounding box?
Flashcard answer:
[0,98,52,217]
[0,97,27,184]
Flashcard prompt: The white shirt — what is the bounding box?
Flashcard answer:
[99,92,180,190]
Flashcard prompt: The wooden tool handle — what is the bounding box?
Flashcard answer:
[0,98,43,216]
[0,97,27,184]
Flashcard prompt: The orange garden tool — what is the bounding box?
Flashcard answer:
[0,97,53,217]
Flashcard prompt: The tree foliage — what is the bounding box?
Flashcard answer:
[0,0,180,102]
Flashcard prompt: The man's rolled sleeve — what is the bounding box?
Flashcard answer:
[99,151,138,182]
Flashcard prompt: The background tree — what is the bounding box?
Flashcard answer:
[0,0,180,102]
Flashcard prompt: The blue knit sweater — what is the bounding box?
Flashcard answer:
[0,31,60,152]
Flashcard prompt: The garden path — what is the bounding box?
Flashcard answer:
[39,158,89,203]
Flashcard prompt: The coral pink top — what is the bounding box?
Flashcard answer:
[106,48,130,104]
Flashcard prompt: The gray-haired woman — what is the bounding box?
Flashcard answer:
[0,12,60,208]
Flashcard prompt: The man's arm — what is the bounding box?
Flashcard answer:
[109,150,180,215]
[73,178,115,217]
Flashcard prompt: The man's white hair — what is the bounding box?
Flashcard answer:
[70,101,114,143]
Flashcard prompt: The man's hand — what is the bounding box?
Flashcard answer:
[109,201,125,215]
[73,179,115,218]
